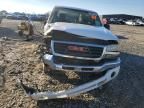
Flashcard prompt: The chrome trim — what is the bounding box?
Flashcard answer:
[52,40,105,47]
[104,52,120,55]
[51,40,106,61]
[43,54,120,72]
[18,66,120,100]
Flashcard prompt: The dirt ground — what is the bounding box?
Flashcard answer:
[0,19,144,108]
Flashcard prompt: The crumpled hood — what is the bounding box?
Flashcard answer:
[44,22,118,41]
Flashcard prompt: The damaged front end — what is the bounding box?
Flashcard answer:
[17,6,121,100]
[17,22,121,100]
[17,66,120,100]
[17,23,120,100]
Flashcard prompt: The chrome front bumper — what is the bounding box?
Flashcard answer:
[43,54,120,72]
[17,66,120,100]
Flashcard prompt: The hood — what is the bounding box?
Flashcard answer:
[44,22,118,41]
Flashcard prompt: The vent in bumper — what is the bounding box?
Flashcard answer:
[53,56,118,66]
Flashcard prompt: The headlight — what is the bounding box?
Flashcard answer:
[104,45,120,59]
[106,45,119,52]
[104,53,120,59]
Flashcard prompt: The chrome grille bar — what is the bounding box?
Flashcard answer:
[51,40,105,61]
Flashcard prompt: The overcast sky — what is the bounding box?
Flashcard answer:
[0,0,143,16]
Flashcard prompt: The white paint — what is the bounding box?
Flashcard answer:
[44,22,118,41]
[28,66,120,100]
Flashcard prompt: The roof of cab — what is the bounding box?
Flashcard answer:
[54,6,98,14]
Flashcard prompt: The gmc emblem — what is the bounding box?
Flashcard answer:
[67,46,89,52]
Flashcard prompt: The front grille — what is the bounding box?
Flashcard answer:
[53,42,104,58]
[53,56,117,66]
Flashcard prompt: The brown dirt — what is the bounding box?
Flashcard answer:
[0,19,144,108]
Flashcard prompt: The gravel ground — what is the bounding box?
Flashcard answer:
[0,19,144,108]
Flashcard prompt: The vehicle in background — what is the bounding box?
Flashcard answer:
[110,18,144,26]
[6,14,17,20]
[28,14,47,21]
[136,19,144,26]
[109,18,126,25]
[116,19,126,25]
[109,18,117,24]
[16,15,28,20]
[37,14,48,21]
[125,20,139,26]
[5,13,47,21]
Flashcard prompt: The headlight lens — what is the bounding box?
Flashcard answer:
[104,45,120,59]
[106,45,119,52]
[104,53,120,59]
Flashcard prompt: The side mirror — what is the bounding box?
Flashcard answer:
[104,24,110,30]
[102,18,110,30]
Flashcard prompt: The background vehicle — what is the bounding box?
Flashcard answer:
[109,18,126,24]
[125,20,139,26]
[136,19,144,26]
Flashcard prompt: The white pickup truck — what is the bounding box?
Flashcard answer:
[18,6,120,100]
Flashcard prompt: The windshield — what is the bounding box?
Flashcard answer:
[48,7,102,26]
